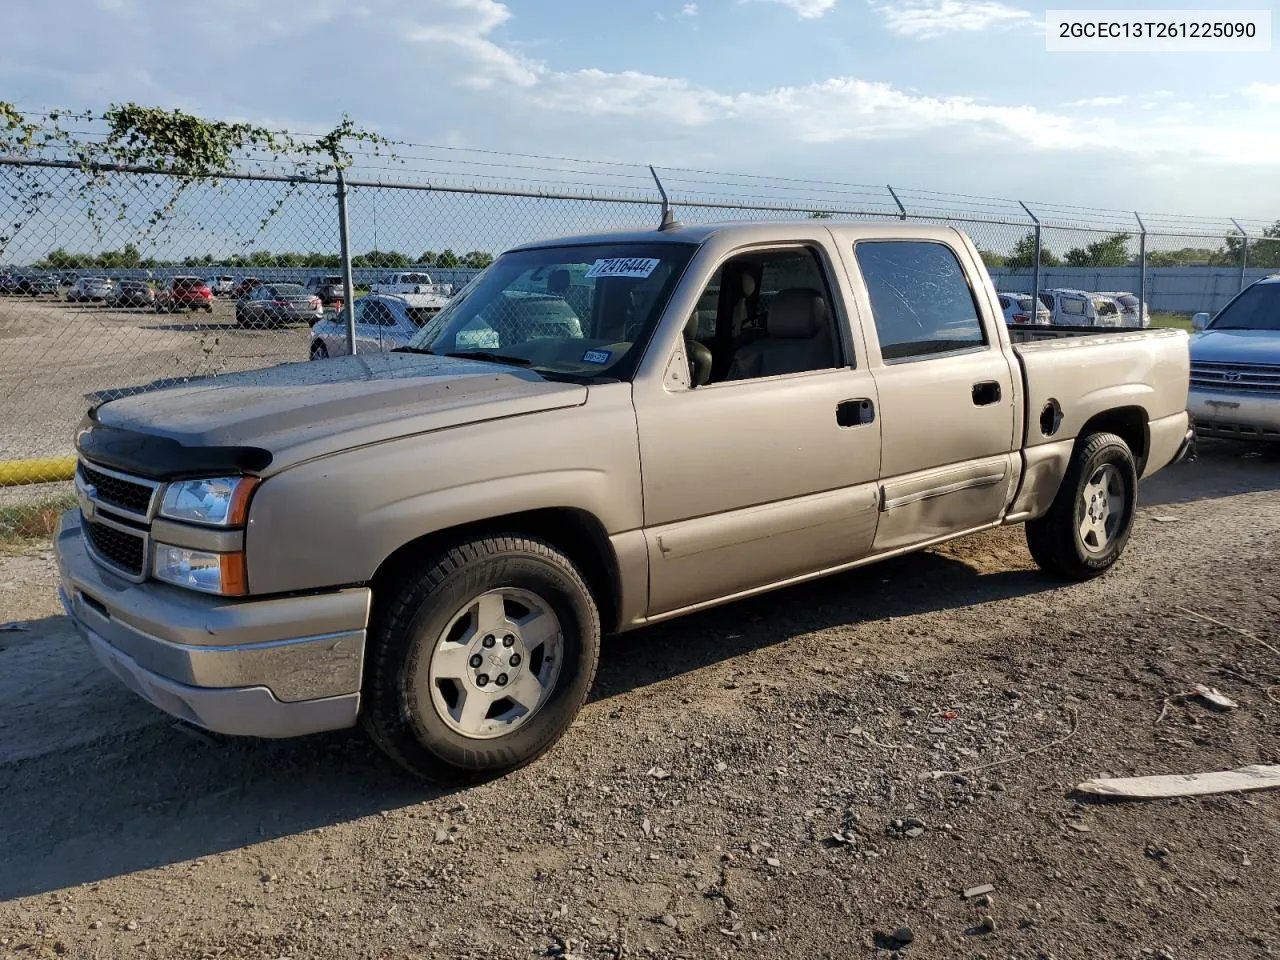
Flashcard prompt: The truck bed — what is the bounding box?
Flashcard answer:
[1011,326,1190,454]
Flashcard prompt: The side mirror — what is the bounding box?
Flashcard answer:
[1191,312,1210,332]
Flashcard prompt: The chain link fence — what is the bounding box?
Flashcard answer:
[0,153,1273,536]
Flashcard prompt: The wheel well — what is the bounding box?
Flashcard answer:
[1078,406,1149,473]
[368,507,622,634]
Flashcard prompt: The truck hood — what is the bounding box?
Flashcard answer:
[92,353,588,475]
[1190,328,1280,365]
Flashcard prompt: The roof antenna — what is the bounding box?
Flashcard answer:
[649,164,679,231]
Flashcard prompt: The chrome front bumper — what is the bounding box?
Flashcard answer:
[54,510,369,738]
[1189,389,1280,442]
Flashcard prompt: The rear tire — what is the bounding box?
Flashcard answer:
[310,341,328,360]
[363,535,600,784]
[1026,431,1138,581]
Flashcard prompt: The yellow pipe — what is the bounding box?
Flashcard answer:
[0,456,77,486]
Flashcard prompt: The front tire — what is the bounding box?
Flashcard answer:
[363,535,601,784]
[1026,431,1138,581]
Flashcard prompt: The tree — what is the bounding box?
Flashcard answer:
[1146,247,1217,267]
[1221,220,1280,269]
[807,211,833,219]
[1063,233,1131,267]
[1006,231,1061,268]
[978,249,1006,268]
[462,250,493,269]
[417,251,438,267]
[436,248,459,268]
[351,249,411,269]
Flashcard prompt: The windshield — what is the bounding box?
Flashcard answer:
[405,242,697,378]
[272,283,307,296]
[1209,282,1280,332]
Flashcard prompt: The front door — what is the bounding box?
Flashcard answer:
[845,238,1019,552]
[634,244,883,617]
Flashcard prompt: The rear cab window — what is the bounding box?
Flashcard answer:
[852,240,987,362]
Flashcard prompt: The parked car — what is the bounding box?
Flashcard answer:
[1095,291,1149,328]
[235,282,323,327]
[11,274,60,296]
[155,276,214,313]
[1037,288,1124,327]
[997,291,1051,325]
[0,275,15,294]
[107,279,157,308]
[204,275,236,296]
[305,274,347,306]
[1188,274,1280,442]
[233,276,264,299]
[369,270,452,296]
[55,218,1192,784]
[66,277,114,302]
[309,292,450,358]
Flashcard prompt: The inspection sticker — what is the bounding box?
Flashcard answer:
[583,257,660,279]
[582,349,613,365]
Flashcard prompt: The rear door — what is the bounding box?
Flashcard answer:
[844,236,1019,551]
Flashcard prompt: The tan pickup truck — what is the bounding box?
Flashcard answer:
[55,220,1192,782]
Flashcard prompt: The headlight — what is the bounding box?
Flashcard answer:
[159,476,258,527]
[153,543,247,596]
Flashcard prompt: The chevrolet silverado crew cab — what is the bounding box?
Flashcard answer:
[56,220,1193,783]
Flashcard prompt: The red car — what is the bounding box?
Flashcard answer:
[155,276,214,314]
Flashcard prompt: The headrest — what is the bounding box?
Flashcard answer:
[741,273,757,298]
[768,288,827,339]
[548,269,570,293]
[685,309,711,337]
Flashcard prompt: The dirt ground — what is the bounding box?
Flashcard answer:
[1,440,1278,960]
[0,296,311,461]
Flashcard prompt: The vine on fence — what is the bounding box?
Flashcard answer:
[0,102,395,258]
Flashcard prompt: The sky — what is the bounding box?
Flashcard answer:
[3,0,1279,251]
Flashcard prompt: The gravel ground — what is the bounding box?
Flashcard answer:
[0,297,311,461]
[1,441,1278,960]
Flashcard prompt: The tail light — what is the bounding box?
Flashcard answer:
[1012,312,1029,324]
[273,298,289,307]
[309,296,321,307]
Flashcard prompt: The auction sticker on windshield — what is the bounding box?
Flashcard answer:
[584,257,661,279]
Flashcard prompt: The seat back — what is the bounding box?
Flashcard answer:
[725,288,834,379]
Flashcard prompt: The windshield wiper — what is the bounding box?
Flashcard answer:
[438,350,533,366]
[391,346,433,354]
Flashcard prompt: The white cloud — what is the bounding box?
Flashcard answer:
[869,0,1034,38]
[745,0,841,20]
[1063,95,1126,108]
[680,1,699,16]
[1242,82,1280,104]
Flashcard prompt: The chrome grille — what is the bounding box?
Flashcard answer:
[1190,361,1280,394]
[83,516,147,577]
[78,461,158,517]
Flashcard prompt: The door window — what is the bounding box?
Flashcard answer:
[685,247,842,385]
[853,241,986,362]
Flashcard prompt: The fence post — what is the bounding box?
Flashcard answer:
[1019,201,1041,320]
[1231,218,1249,292]
[886,185,907,220]
[1134,211,1147,326]
[336,168,357,356]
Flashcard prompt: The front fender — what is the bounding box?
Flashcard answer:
[244,384,643,596]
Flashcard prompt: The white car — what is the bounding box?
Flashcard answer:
[308,292,450,359]
[369,270,453,297]
[1095,291,1149,328]
[996,291,1051,325]
[204,275,236,296]
[1037,288,1124,327]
